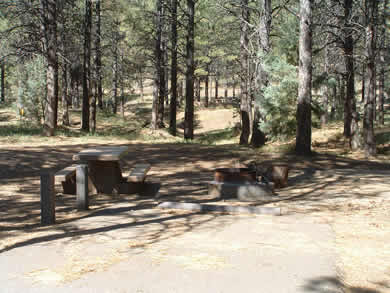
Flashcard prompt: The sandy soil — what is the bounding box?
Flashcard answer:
[0,106,389,292]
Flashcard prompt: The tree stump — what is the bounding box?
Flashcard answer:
[265,165,289,188]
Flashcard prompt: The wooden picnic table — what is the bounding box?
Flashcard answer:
[72,146,129,194]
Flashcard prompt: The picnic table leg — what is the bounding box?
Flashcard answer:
[76,164,89,210]
[40,173,56,225]
[87,161,123,194]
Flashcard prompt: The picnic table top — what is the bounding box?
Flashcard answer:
[72,146,129,161]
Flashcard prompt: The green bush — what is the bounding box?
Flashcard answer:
[256,55,298,140]
[17,57,46,124]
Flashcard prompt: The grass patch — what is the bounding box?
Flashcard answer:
[0,122,42,137]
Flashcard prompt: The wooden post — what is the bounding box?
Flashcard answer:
[76,164,89,210]
[40,173,55,225]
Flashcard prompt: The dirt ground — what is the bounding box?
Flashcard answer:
[0,106,389,292]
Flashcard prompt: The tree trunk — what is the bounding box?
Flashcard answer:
[344,0,360,150]
[90,80,97,132]
[343,0,360,150]
[295,0,312,155]
[204,72,209,108]
[321,40,329,127]
[157,0,166,127]
[184,0,195,140]
[250,0,270,148]
[95,0,103,110]
[62,63,70,126]
[239,0,251,145]
[378,0,387,126]
[215,75,219,101]
[197,78,201,102]
[361,64,366,104]
[82,0,92,132]
[60,13,70,126]
[1,61,5,103]
[363,0,378,156]
[232,78,236,99]
[152,0,163,129]
[112,19,119,115]
[120,59,125,119]
[139,69,144,101]
[169,0,178,136]
[42,0,58,136]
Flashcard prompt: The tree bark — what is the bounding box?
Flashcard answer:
[378,0,387,126]
[90,80,97,132]
[112,19,119,115]
[169,0,178,136]
[204,70,209,108]
[197,78,201,102]
[321,40,329,127]
[61,63,70,126]
[363,0,378,156]
[95,0,103,110]
[82,0,92,132]
[343,0,360,150]
[152,0,163,129]
[296,0,313,155]
[42,0,58,136]
[184,0,195,139]
[239,0,251,145]
[250,0,270,148]
[157,0,166,127]
[1,61,5,103]
[215,74,219,100]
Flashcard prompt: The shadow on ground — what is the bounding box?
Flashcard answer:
[1,142,390,255]
[304,276,389,293]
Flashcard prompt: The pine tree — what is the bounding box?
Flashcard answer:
[295,0,313,155]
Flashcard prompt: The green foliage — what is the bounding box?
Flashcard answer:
[273,12,299,66]
[17,57,46,124]
[256,56,298,140]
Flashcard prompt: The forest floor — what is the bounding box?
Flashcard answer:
[0,99,389,292]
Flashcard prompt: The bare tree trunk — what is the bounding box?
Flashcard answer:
[112,19,119,115]
[295,0,312,155]
[378,0,387,126]
[232,77,236,99]
[62,63,70,126]
[321,38,330,127]
[204,71,209,108]
[197,78,201,102]
[120,58,125,119]
[82,0,92,132]
[157,0,166,127]
[42,0,58,136]
[343,0,360,151]
[169,0,178,136]
[152,0,163,129]
[184,0,195,139]
[239,0,251,145]
[139,69,144,101]
[215,74,219,100]
[363,0,378,156]
[250,0,270,148]
[60,13,70,126]
[1,61,5,102]
[90,81,97,132]
[96,0,103,110]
